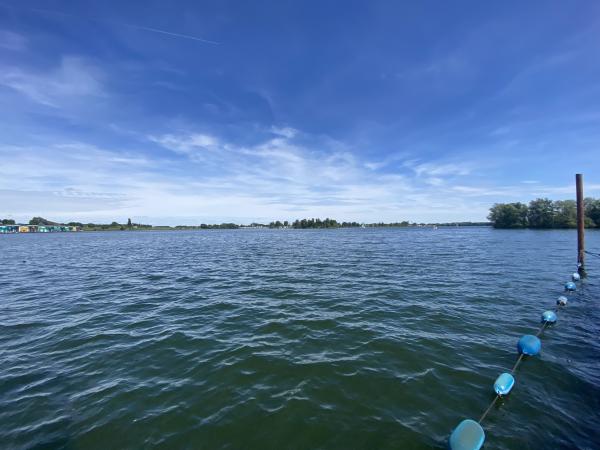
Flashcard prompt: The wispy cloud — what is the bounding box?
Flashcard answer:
[396,53,473,84]
[2,126,598,224]
[270,126,298,138]
[0,30,27,51]
[0,56,104,107]
[406,161,473,177]
[148,133,224,156]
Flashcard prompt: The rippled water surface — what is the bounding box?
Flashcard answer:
[1,228,599,450]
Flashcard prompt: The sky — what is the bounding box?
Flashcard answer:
[1,1,599,225]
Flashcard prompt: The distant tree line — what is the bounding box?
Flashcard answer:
[364,221,410,227]
[266,218,489,229]
[175,223,240,229]
[430,221,491,227]
[292,218,344,228]
[267,218,364,228]
[2,216,492,231]
[488,198,600,228]
[78,219,153,231]
[29,217,59,225]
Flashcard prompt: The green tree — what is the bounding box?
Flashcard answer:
[553,200,577,228]
[586,197,600,227]
[488,203,528,228]
[29,217,56,225]
[127,218,132,228]
[1,219,16,225]
[527,198,555,228]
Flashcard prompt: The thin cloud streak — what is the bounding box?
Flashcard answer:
[131,25,220,45]
[1,4,219,45]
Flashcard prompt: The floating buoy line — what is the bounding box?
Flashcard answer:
[448,271,583,450]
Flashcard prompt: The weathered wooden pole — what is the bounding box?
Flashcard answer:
[576,173,585,275]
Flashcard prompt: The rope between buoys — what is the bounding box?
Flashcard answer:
[535,321,548,338]
[478,394,499,423]
[510,353,524,373]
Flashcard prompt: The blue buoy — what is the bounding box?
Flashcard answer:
[517,335,541,356]
[557,296,568,306]
[565,281,576,292]
[494,372,515,396]
[572,272,581,282]
[541,310,557,324]
[449,419,485,450]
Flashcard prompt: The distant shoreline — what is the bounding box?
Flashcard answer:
[1,224,492,234]
[0,217,492,234]
[4,224,597,235]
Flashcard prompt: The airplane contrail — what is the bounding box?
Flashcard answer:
[129,25,219,45]
[1,3,220,45]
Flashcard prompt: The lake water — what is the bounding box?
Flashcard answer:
[1,228,599,449]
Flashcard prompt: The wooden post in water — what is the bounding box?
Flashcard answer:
[576,173,585,275]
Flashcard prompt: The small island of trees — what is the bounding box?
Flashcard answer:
[488,198,600,228]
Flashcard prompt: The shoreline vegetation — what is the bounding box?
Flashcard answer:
[1,216,490,232]
[488,197,600,229]
[3,196,600,232]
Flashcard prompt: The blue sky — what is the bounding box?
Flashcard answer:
[1,1,599,224]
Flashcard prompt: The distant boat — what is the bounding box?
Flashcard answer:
[433,225,438,230]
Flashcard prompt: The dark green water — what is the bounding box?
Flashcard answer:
[1,228,599,450]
